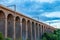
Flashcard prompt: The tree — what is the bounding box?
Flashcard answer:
[40,29,60,40]
[26,38,29,40]
[42,37,47,40]
[19,37,22,40]
[0,32,4,40]
[5,38,11,40]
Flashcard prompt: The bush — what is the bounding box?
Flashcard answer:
[5,38,11,40]
[19,37,22,40]
[0,32,4,40]
[42,37,47,40]
[42,29,60,40]
[26,38,29,40]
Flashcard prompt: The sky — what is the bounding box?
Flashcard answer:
[0,0,60,28]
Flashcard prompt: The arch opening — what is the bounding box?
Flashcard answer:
[41,25,44,37]
[39,24,41,39]
[27,20,31,40]
[32,22,35,40]
[0,10,5,37]
[22,18,26,40]
[7,14,14,39]
[15,16,21,40]
[36,23,38,40]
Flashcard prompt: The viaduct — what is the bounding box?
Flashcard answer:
[0,5,55,40]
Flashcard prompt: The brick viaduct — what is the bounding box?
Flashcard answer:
[0,5,55,40]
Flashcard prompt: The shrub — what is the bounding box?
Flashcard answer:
[0,32,4,40]
[5,38,11,40]
[26,38,29,40]
[19,37,22,40]
[42,37,47,40]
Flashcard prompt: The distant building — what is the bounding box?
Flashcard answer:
[0,5,55,40]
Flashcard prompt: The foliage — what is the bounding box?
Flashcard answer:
[0,29,60,40]
[26,38,29,40]
[19,37,22,40]
[42,37,47,40]
[5,38,11,40]
[0,32,4,40]
[42,29,60,40]
[0,32,11,40]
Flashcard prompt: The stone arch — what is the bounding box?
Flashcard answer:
[41,25,44,35]
[27,20,31,40]
[44,26,46,32]
[7,14,14,39]
[32,22,35,40]
[0,10,5,37]
[39,24,41,39]
[22,18,26,40]
[15,16,21,40]
[36,23,38,40]
[42,25,44,33]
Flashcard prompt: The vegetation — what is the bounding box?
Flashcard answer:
[0,32,11,40]
[26,38,29,40]
[0,32,4,40]
[5,38,11,40]
[42,29,60,40]
[19,37,22,40]
[0,29,60,40]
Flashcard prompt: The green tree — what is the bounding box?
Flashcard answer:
[19,37,22,40]
[42,37,47,40]
[26,38,29,40]
[0,32,4,40]
[42,31,58,40]
[5,38,11,40]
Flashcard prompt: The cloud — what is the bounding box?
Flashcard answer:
[41,12,60,18]
[28,0,56,3]
[2,0,15,3]
[0,0,12,3]
[44,20,60,28]
[0,0,15,6]
[0,0,60,28]
[16,1,44,16]
[37,0,55,3]
[45,20,60,23]
[50,22,60,28]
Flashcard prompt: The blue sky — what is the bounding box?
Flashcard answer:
[0,0,60,28]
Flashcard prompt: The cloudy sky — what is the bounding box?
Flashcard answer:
[0,0,60,28]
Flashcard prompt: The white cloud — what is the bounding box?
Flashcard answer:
[38,0,55,3]
[30,0,55,3]
[7,0,15,3]
[21,0,55,3]
[6,0,14,3]
[41,12,60,18]
[46,20,60,23]
[50,22,60,28]
[0,0,15,5]
[44,20,60,28]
